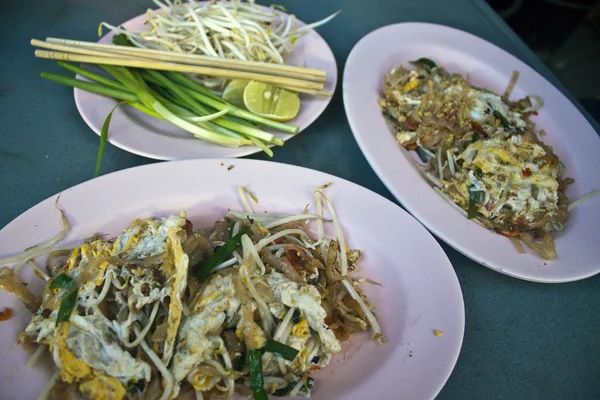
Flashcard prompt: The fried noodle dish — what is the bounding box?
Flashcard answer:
[380,58,586,260]
[0,186,384,400]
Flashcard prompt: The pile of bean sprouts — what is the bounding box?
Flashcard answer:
[99,0,339,86]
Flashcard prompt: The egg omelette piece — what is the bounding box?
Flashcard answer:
[161,219,190,367]
[170,274,240,398]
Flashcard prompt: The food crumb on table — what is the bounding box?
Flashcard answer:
[433,329,444,337]
[228,165,235,170]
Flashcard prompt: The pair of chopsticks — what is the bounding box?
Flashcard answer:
[31,38,331,96]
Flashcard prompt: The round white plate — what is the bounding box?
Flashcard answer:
[343,22,600,283]
[74,8,337,160]
[0,159,463,400]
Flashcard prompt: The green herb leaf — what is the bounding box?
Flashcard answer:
[194,227,250,281]
[382,108,396,120]
[248,350,268,400]
[473,166,483,179]
[411,57,437,69]
[232,354,246,372]
[467,186,485,219]
[263,339,300,362]
[492,109,520,133]
[96,101,129,177]
[56,289,78,326]
[113,33,134,47]
[49,273,73,291]
[472,132,480,143]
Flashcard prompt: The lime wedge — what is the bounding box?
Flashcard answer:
[222,79,250,109]
[243,81,300,121]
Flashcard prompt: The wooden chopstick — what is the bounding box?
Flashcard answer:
[45,37,328,81]
[34,50,325,92]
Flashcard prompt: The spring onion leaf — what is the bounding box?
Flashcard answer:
[113,33,134,47]
[493,110,522,134]
[248,350,268,400]
[49,273,72,290]
[467,186,485,219]
[473,166,483,179]
[472,132,480,143]
[96,101,128,177]
[263,339,300,361]
[41,72,137,101]
[194,227,250,281]
[411,57,437,69]
[56,289,78,326]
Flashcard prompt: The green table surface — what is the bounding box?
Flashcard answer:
[1,0,599,399]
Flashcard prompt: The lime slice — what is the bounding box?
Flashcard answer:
[222,79,250,109]
[243,81,300,121]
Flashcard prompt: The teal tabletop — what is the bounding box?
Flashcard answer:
[1,0,599,399]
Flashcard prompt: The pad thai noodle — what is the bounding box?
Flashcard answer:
[380,58,582,260]
[0,185,384,400]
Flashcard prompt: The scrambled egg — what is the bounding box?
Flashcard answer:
[267,272,341,356]
[170,274,240,398]
[50,321,142,400]
[449,136,560,228]
[162,228,189,366]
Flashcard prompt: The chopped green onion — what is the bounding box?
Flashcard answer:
[248,350,268,400]
[56,289,77,326]
[263,339,299,361]
[472,132,480,143]
[411,57,437,70]
[493,110,521,134]
[194,227,250,281]
[467,186,485,219]
[382,108,396,120]
[49,273,73,290]
[473,166,483,179]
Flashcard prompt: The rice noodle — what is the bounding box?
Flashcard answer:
[503,70,519,99]
[26,345,47,368]
[342,279,385,344]
[36,371,60,400]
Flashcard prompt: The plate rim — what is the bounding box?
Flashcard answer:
[0,158,465,399]
[73,6,338,160]
[343,21,600,283]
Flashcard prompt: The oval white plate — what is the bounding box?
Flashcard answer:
[343,22,600,283]
[0,159,463,400]
[74,7,337,160]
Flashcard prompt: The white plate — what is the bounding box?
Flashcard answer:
[74,8,337,160]
[0,159,463,400]
[343,22,600,283]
